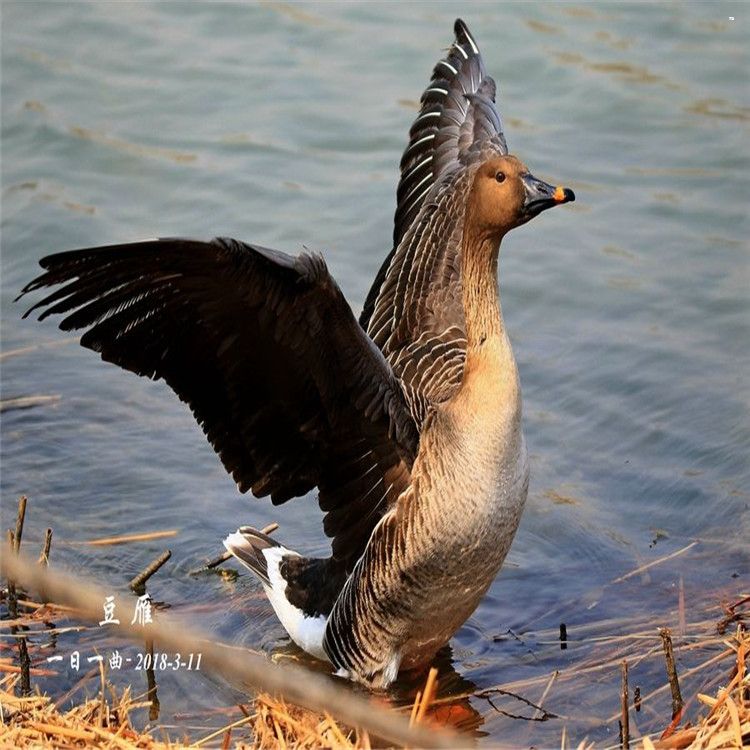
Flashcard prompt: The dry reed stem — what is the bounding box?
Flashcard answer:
[5,531,17,623]
[16,598,76,612]
[660,628,683,720]
[38,528,53,566]
[193,712,256,746]
[0,336,79,362]
[408,689,422,726]
[13,496,27,553]
[69,530,179,546]
[621,660,630,750]
[245,669,443,749]
[128,550,172,592]
[536,669,560,720]
[414,667,439,726]
[5,505,32,698]
[0,660,57,677]
[610,543,698,585]
[0,395,61,412]
[602,644,736,726]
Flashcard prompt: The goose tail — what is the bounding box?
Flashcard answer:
[223,527,329,661]
[223,526,279,585]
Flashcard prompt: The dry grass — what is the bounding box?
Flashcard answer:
[249,693,369,749]
[0,666,447,749]
[641,625,749,750]
[1,622,747,749]
[0,668,184,748]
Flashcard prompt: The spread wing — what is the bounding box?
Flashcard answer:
[361,19,506,419]
[18,238,418,568]
[392,18,507,249]
[360,18,507,333]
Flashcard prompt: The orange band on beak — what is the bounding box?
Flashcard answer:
[553,186,567,203]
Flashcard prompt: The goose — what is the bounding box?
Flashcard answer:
[18,19,574,688]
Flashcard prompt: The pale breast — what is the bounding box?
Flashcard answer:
[429,333,528,528]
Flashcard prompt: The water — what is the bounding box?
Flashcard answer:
[1,2,748,745]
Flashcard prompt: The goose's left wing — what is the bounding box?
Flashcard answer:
[392,18,507,249]
[361,18,507,333]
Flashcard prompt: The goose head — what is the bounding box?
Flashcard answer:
[468,155,575,241]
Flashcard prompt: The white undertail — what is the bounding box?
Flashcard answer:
[223,531,329,661]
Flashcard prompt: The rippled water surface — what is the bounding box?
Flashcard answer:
[2,2,748,745]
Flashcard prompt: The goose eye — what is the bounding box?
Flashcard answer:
[495,171,506,183]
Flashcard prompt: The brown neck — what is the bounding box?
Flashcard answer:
[461,226,504,350]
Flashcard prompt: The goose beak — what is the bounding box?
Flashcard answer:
[521,173,575,220]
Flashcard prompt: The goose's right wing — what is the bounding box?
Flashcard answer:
[19,238,418,570]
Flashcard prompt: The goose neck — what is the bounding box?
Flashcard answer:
[461,232,504,350]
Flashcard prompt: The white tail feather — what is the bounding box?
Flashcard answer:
[223,531,328,661]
